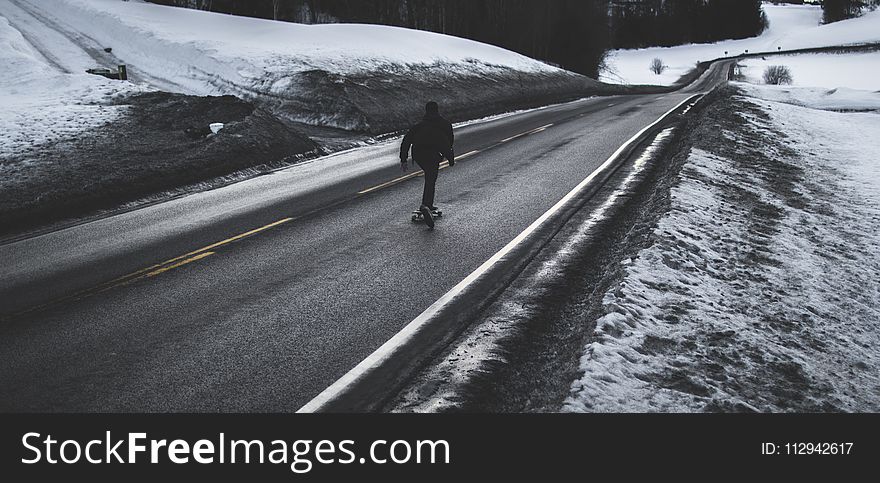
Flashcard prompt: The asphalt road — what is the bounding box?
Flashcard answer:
[0,61,728,411]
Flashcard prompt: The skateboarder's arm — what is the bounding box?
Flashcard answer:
[445,121,455,166]
[443,147,455,166]
[400,125,418,162]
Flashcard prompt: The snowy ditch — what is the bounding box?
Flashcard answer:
[390,123,683,412]
[564,88,880,412]
[394,82,880,413]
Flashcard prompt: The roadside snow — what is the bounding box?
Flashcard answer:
[0,15,144,159]
[564,88,880,412]
[602,3,880,86]
[737,83,880,112]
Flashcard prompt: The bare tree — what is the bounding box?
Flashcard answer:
[763,65,793,85]
[649,57,666,75]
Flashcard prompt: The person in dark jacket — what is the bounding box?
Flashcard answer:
[400,101,455,215]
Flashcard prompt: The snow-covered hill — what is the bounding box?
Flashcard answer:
[22,0,560,89]
[0,0,595,133]
[0,13,146,159]
[602,3,880,86]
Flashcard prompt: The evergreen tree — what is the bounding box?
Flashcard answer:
[822,0,865,24]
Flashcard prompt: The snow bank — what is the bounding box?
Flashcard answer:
[0,13,143,159]
[564,88,880,412]
[602,3,880,86]
[736,83,880,112]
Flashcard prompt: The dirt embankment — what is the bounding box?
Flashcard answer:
[0,92,318,238]
[251,66,615,134]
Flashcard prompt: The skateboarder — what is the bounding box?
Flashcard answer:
[400,101,455,228]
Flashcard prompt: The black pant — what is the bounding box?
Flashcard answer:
[414,150,441,208]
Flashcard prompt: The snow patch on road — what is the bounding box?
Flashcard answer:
[565,90,880,412]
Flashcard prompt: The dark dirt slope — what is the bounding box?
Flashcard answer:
[0,92,318,237]
[234,65,616,135]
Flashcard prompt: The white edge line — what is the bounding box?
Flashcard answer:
[297,94,701,413]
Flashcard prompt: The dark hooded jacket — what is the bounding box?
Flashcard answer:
[400,112,454,164]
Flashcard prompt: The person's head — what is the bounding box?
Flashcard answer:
[425,101,439,115]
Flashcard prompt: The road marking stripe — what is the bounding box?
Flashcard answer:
[87,219,294,289]
[357,149,481,195]
[7,218,293,319]
[457,150,480,159]
[146,252,215,277]
[167,218,294,264]
[358,172,422,195]
[499,123,553,143]
[103,217,293,285]
[298,94,702,413]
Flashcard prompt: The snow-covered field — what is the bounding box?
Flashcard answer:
[602,3,880,86]
[0,0,575,132]
[738,51,880,91]
[0,0,589,140]
[565,80,880,411]
[33,0,559,92]
[735,44,880,112]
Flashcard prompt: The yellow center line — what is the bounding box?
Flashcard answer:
[107,217,294,285]
[457,149,480,160]
[499,123,554,144]
[146,252,215,277]
[165,217,294,265]
[358,171,423,195]
[7,218,294,319]
[357,149,482,195]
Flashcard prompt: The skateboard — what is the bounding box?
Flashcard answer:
[411,208,443,223]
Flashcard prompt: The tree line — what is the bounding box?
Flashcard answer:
[610,0,766,49]
[821,0,880,24]
[149,1,772,77]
